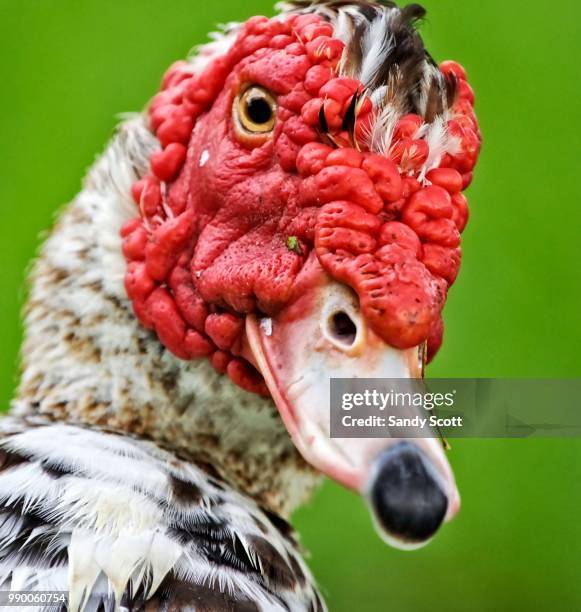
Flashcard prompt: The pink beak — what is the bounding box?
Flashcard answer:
[245,256,460,549]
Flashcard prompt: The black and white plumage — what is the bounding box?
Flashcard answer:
[0,417,322,611]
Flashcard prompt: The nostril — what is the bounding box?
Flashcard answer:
[327,311,358,348]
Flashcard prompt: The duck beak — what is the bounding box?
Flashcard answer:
[245,258,460,549]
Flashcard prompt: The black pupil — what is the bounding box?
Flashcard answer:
[246,95,272,124]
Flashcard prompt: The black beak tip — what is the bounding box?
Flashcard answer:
[369,442,448,547]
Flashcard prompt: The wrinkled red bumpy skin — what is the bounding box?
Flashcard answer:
[122,13,482,395]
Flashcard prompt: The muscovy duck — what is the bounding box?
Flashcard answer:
[0,1,481,609]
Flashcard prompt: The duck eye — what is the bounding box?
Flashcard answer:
[235,85,277,136]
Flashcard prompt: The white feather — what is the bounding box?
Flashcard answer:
[358,12,395,87]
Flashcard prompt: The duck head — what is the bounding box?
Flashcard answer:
[19,1,480,549]
[121,0,480,547]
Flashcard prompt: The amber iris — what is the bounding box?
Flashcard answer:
[235,85,277,134]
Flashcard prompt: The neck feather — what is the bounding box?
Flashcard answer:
[13,117,320,517]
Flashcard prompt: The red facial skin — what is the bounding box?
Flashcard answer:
[121,14,482,394]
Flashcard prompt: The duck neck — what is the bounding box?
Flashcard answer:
[13,117,321,518]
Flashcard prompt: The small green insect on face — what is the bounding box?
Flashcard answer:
[286,236,302,255]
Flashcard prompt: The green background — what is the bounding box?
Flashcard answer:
[0,1,580,610]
